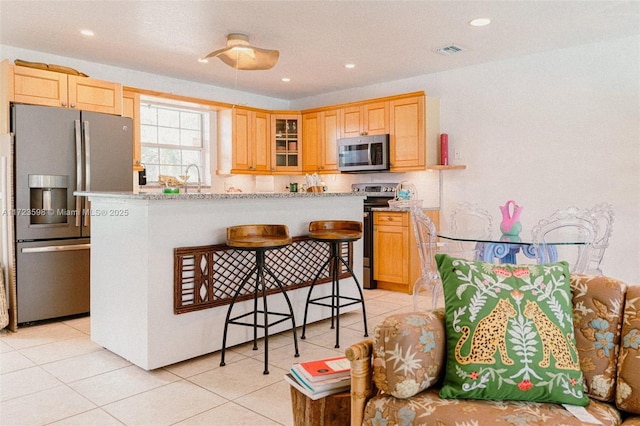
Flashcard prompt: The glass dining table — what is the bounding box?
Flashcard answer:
[436,231,590,265]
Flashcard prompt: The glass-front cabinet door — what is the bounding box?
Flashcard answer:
[272,114,302,173]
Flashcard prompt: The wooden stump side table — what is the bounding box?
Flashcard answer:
[289,386,350,426]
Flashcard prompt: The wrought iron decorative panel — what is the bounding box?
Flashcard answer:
[174,237,353,314]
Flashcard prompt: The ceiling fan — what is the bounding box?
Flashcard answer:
[203,33,279,70]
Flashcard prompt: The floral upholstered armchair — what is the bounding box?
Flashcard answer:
[347,271,640,425]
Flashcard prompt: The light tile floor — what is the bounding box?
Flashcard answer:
[0,288,418,426]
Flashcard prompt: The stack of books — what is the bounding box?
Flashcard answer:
[284,355,351,400]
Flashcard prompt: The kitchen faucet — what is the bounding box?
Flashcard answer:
[183,164,201,193]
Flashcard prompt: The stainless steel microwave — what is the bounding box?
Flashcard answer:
[337,134,390,172]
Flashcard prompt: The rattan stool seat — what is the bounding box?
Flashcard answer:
[227,224,292,249]
[308,220,363,242]
[301,220,368,348]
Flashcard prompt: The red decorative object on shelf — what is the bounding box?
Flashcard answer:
[440,133,449,165]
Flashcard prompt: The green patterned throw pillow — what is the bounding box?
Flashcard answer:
[435,254,588,406]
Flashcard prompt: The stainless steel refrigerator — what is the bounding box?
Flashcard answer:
[11,104,133,323]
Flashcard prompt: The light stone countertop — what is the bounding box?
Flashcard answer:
[372,206,439,212]
[75,190,365,201]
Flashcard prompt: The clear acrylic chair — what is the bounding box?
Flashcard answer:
[531,206,598,273]
[447,202,493,260]
[410,206,443,310]
[585,203,614,275]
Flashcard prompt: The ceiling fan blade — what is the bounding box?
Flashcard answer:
[203,47,230,59]
[214,47,279,70]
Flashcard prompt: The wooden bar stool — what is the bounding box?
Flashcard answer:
[301,220,368,348]
[220,224,299,374]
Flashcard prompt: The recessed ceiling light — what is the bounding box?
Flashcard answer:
[281,77,291,82]
[80,29,95,37]
[197,58,209,63]
[469,18,491,27]
[344,63,356,69]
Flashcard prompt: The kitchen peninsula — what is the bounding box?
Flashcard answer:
[78,190,365,370]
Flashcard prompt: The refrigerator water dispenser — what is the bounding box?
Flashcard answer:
[28,174,69,225]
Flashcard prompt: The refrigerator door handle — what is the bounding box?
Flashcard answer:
[83,120,91,191]
[21,243,91,254]
[74,120,82,227]
[82,120,91,228]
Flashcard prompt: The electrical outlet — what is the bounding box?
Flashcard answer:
[454,149,462,160]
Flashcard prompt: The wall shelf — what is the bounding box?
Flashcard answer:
[427,164,467,170]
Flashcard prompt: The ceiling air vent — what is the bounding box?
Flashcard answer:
[436,45,465,55]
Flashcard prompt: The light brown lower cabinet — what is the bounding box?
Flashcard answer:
[373,209,440,294]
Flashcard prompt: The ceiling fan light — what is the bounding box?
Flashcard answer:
[230,46,257,58]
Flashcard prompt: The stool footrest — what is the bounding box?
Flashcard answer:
[307,295,364,310]
[228,310,294,329]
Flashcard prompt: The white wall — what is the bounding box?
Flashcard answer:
[2,36,638,283]
[293,36,640,284]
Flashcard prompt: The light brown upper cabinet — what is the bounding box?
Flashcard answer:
[11,65,122,115]
[389,95,425,172]
[122,90,142,171]
[231,108,271,174]
[302,109,339,173]
[271,114,302,174]
[340,101,389,138]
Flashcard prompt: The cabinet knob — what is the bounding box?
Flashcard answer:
[61,101,67,107]
[70,103,76,108]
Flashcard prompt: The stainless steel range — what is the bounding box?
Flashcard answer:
[351,183,398,289]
